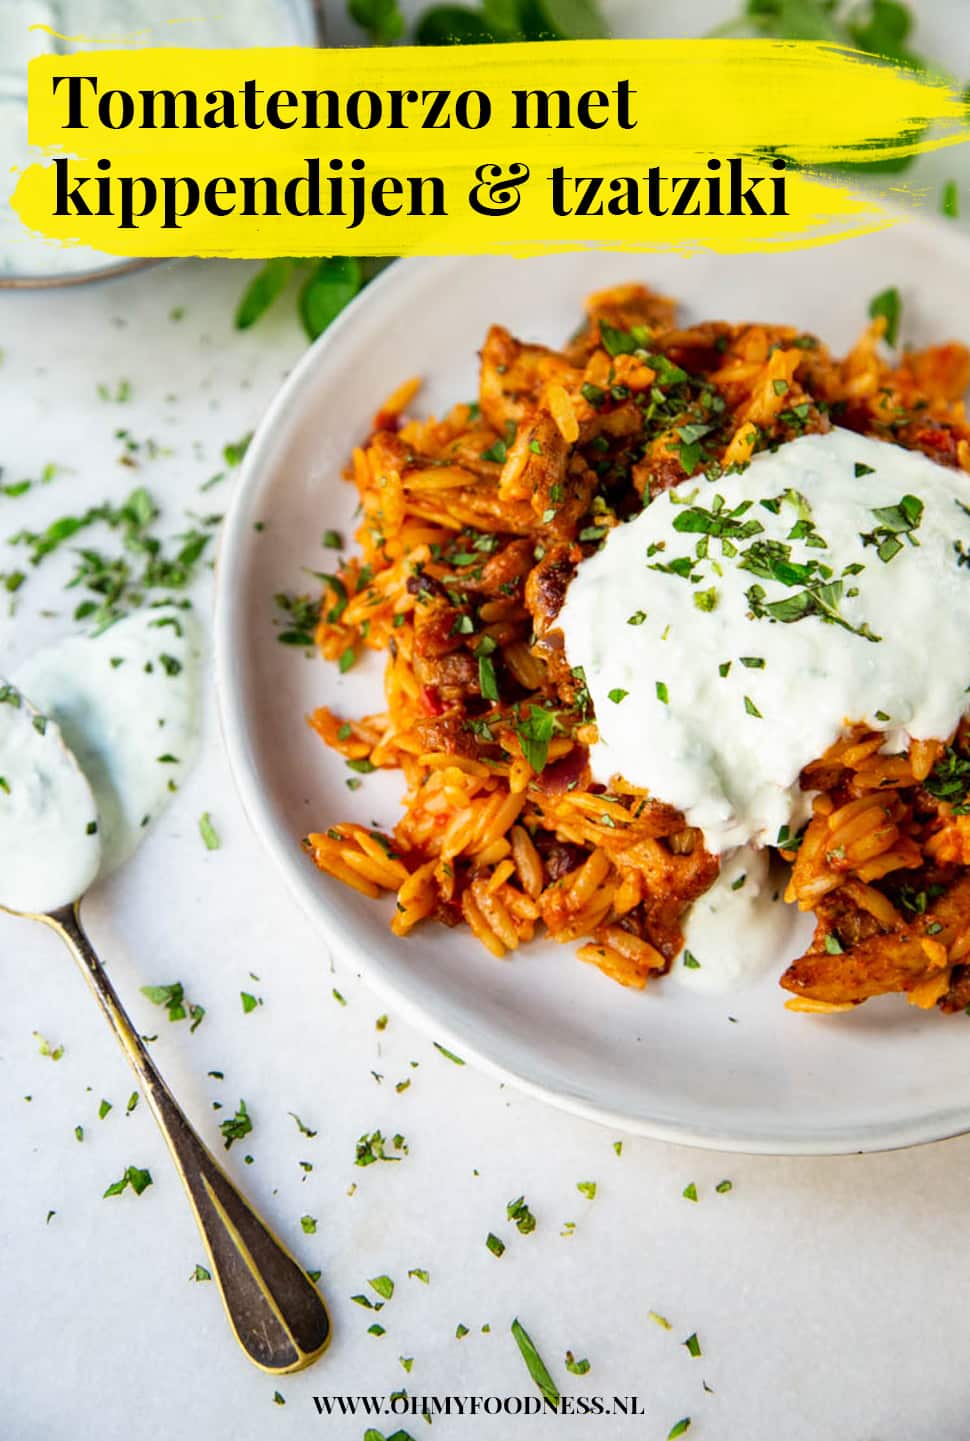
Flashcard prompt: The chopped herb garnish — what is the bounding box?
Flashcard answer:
[355,1129,405,1166]
[514,706,555,773]
[300,1214,317,1234]
[486,1232,506,1258]
[565,1351,591,1375]
[507,1196,537,1234]
[220,1100,253,1150]
[744,695,763,718]
[668,1419,692,1439]
[576,1180,597,1200]
[608,688,628,704]
[715,1178,733,1194]
[33,1031,63,1061]
[868,286,901,347]
[656,681,669,704]
[510,1318,560,1407]
[103,1164,153,1198]
[433,1042,465,1065]
[683,1333,702,1358]
[480,438,508,464]
[198,812,220,850]
[627,609,647,626]
[223,432,253,468]
[682,1182,698,1202]
[140,980,205,1031]
[683,951,701,969]
[859,493,923,563]
[477,648,499,702]
[924,746,970,814]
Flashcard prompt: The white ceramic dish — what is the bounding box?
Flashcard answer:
[215,219,970,1155]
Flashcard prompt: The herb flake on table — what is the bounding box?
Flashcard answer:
[220,1099,253,1150]
[103,1164,153,1198]
[289,1111,317,1137]
[198,812,220,850]
[682,1182,698,1202]
[191,1264,211,1281]
[510,1318,560,1407]
[370,1275,395,1300]
[33,1031,63,1061]
[683,1332,702,1358]
[355,1129,406,1166]
[507,1195,537,1234]
[576,1180,597,1200]
[565,1350,591,1375]
[486,1232,505,1258]
[433,1041,466,1065]
[140,980,205,1031]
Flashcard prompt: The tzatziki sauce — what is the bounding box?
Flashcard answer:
[560,429,970,857]
[0,681,102,914]
[14,608,201,875]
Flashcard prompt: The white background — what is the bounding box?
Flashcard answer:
[4,2,970,1439]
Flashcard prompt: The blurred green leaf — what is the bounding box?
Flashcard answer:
[481,0,521,34]
[517,0,608,40]
[415,6,505,43]
[299,257,363,341]
[235,258,296,330]
[847,0,919,66]
[740,0,843,42]
[349,0,405,43]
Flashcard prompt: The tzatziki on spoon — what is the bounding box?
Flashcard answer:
[0,610,331,1374]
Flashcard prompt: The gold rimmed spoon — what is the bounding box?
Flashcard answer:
[0,675,331,1373]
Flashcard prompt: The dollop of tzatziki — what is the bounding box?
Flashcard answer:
[0,682,101,914]
[560,428,970,856]
[674,846,802,992]
[13,608,201,875]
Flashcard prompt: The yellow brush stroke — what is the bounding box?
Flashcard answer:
[11,38,970,259]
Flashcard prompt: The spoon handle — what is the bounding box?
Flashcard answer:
[46,902,331,1374]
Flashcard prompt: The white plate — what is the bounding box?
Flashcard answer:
[215,219,970,1155]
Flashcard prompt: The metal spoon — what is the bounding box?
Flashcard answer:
[0,684,331,1373]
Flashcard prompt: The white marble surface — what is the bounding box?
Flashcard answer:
[5,3,970,1439]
